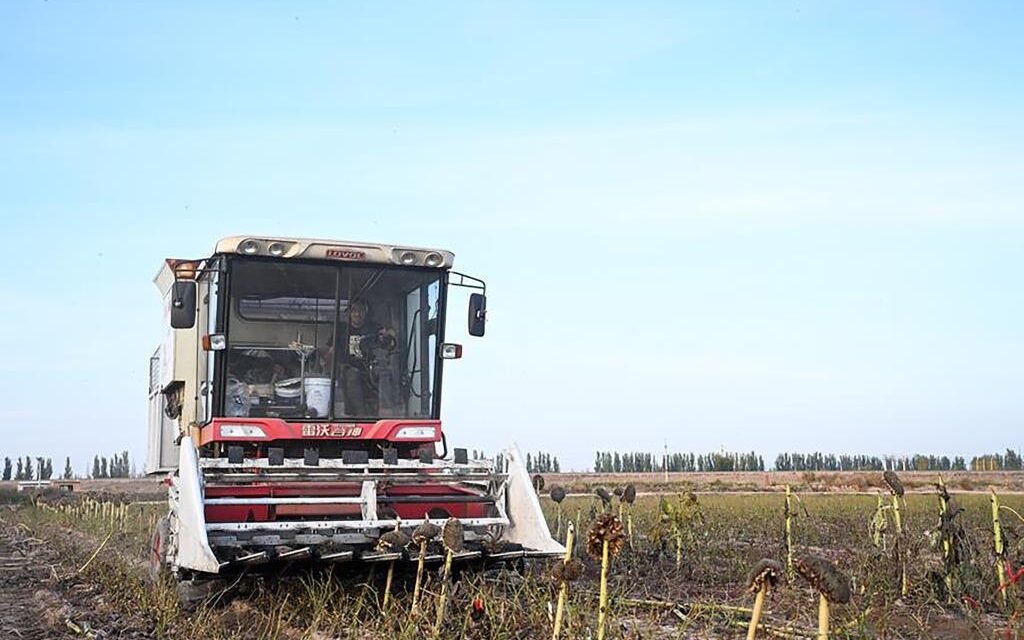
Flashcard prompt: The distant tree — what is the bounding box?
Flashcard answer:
[100,457,108,479]
[14,458,23,481]
[41,458,53,480]
[2,457,10,481]
[22,456,33,480]
[63,457,73,480]
[92,456,101,479]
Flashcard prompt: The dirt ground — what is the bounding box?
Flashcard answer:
[2,488,1022,639]
[0,507,153,639]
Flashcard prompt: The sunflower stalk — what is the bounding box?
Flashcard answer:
[890,493,907,597]
[551,522,576,640]
[382,560,395,609]
[432,548,454,638]
[785,486,795,580]
[936,475,954,602]
[598,539,610,640]
[433,518,463,638]
[411,539,427,614]
[746,559,782,640]
[587,513,623,640]
[991,488,1007,607]
[817,595,829,640]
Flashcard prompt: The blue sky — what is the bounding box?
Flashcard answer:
[1,2,1021,473]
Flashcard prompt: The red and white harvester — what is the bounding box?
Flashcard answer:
[147,236,561,597]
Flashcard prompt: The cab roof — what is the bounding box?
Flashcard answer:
[214,235,454,269]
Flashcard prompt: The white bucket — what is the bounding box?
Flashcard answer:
[303,377,331,418]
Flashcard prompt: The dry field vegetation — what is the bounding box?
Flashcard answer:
[1,476,1023,639]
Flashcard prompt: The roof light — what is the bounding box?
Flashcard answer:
[267,242,286,256]
[220,424,266,438]
[173,261,198,280]
[399,251,417,265]
[424,252,444,267]
[239,239,261,255]
[393,426,437,440]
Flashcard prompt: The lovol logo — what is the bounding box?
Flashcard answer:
[301,424,363,438]
[325,248,366,260]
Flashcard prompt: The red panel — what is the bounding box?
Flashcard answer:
[199,418,442,446]
[202,480,489,523]
[276,504,360,517]
[205,483,361,498]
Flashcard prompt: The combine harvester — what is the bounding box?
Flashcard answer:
[147,236,561,601]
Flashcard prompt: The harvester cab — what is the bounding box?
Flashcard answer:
[146,236,561,589]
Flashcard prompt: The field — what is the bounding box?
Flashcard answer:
[1,474,1023,639]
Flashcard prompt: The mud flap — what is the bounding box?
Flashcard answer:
[500,444,564,556]
[175,437,222,574]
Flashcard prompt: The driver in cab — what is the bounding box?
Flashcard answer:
[320,300,397,416]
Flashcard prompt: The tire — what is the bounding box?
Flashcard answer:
[149,515,171,582]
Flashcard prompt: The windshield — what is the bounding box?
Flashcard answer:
[222,258,442,421]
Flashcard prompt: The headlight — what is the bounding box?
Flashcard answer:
[424,252,444,267]
[399,251,417,265]
[267,242,286,256]
[220,424,267,438]
[393,426,436,439]
[440,343,462,359]
[239,239,261,255]
[205,334,226,351]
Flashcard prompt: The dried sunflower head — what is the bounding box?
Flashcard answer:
[550,558,586,583]
[532,474,546,491]
[686,491,699,505]
[795,555,851,604]
[613,486,624,498]
[594,487,612,507]
[550,485,567,504]
[412,520,440,545]
[586,513,625,560]
[883,470,904,497]
[746,558,784,593]
[441,517,464,553]
[622,484,636,504]
[376,527,410,551]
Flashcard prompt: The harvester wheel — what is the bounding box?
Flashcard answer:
[149,516,171,582]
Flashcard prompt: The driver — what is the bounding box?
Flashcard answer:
[320,300,397,416]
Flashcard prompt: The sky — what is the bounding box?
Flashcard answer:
[0,2,1021,474]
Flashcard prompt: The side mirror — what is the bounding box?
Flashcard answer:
[170,281,197,329]
[468,293,486,337]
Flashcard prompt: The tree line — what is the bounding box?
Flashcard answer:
[527,452,561,473]
[774,452,970,472]
[2,456,70,481]
[90,451,133,479]
[594,451,766,473]
[589,449,1024,473]
[2,451,135,481]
